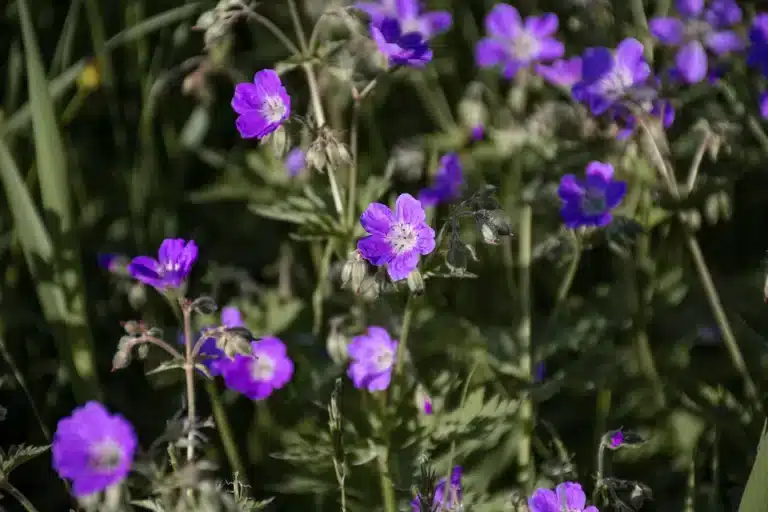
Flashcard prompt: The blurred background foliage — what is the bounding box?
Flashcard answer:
[3,0,768,510]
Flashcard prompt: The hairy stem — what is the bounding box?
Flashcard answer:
[516,204,534,493]
[182,303,197,462]
[1,482,40,512]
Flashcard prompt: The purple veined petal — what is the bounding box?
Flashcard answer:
[485,3,522,39]
[158,238,182,264]
[377,17,403,41]
[560,202,586,229]
[527,488,559,512]
[502,59,522,79]
[387,250,420,281]
[593,211,613,227]
[535,57,582,87]
[676,40,708,83]
[588,94,614,116]
[418,187,441,207]
[580,47,614,84]
[475,38,507,68]
[236,114,271,139]
[394,193,426,225]
[649,17,684,45]
[360,202,395,235]
[676,0,703,18]
[585,160,615,182]
[536,38,565,61]
[394,0,419,20]
[419,11,452,37]
[555,482,587,510]
[231,83,259,114]
[365,369,393,391]
[357,235,394,265]
[414,225,436,254]
[252,69,283,95]
[558,175,584,201]
[615,38,646,68]
[221,306,244,327]
[760,92,768,118]
[524,12,559,37]
[366,326,394,345]
[705,30,744,55]
[127,256,162,286]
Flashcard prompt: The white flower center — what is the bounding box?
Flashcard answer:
[163,261,181,273]
[581,188,607,215]
[597,65,634,100]
[250,354,276,381]
[261,95,286,123]
[387,222,419,254]
[399,18,422,35]
[374,347,394,371]
[89,439,123,472]
[684,19,712,41]
[511,30,540,61]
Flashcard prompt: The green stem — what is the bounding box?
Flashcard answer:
[346,98,361,240]
[205,380,245,476]
[376,445,397,512]
[0,334,50,441]
[311,240,335,335]
[182,302,197,462]
[516,204,533,493]
[392,293,415,392]
[1,482,40,512]
[245,11,301,56]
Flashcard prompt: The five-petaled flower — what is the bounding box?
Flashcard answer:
[418,153,464,207]
[52,401,138,497]
[128,238,198,289]
[371,17,433,67]
[529,482,598,512]
[558,161,627,228]
[347,326,398,392]
[357,193,436,281]
[475,4,564,79]
[355,0,452,39]
[231,69,291,139]
[650,0,743,84]
[191,306,245,376]
[411,466,463,511]
[221,337,294,400]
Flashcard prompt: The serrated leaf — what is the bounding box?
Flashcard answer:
[0,444,50,477]
[145,360,210,379]
[131,500,167,512]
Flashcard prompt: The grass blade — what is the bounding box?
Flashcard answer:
[15,0,101,400]
[739,423,768,512]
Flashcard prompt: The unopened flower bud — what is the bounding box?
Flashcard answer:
[458,97,487,132]
[263,125,289,158]
[341,252,368,292]
[128,282,147,310]
[112,349,131,371]
[406,269,425,295]
[306,139,328,172]
[122,321,143,336]
[326,140,351,169]
[325,330,348,365]
[216,327,253,358]
[194,10,217,31]
[358,276,380,301]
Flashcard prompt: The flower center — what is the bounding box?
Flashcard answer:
[89,439,123,473]
[261,95,286,123]
[374,348,394,371]
[684,19,712,41]
[596,65,634,100]
[581,188,607,215]
[250,354,276,381]
[399,17,422,36]
[511,30,540,61]
[163,261,181,273]
[387,222,418,254]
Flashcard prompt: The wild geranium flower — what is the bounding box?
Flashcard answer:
[52,402,137,497]
[558,161,627,228]
[231,69,290,139]
[284,147,306,177]
[355,0,452,39]
[529,482,598,512]
[411,466,463,511]
[475,4,564,79]
[347,326,398,392]
[470,125,485,141]
[189,306,245,376]
[650,0,743,83]
[418,153,463,207]
[221,337,294,400]
[357,193,436,281]
[572,38,651,116]
[127,238,197,289]
[536,56,583,88]
[371,17,433,67]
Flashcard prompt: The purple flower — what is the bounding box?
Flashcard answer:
[558,161,627,228]
[127,238,198,289]
[231,69,291,139]
[529,482,598,512]
[572,38,651,116]
[371,17,433,67]
[418,153,463,207]
[748,14,768,76]
[347,326,398,392]
[357,193,436,281]
[221,337,294,400]
[191,306,246,376]
[285,147,306,177]
[534,361,546,382]
[469,125,485,141]
[411,466,463,511]
[475,4,564,79]
[423,397,433,415]
[356,0,452,39]
[52,402,137,497]
[536,56,583,88]
[649,0,743,83]
[760,92,768,119]
[609,429,625,448]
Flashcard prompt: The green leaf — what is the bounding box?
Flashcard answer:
[739,423,768,512]
[0,444,50,479]
[130,500,167,512]
[15,0,101,400]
